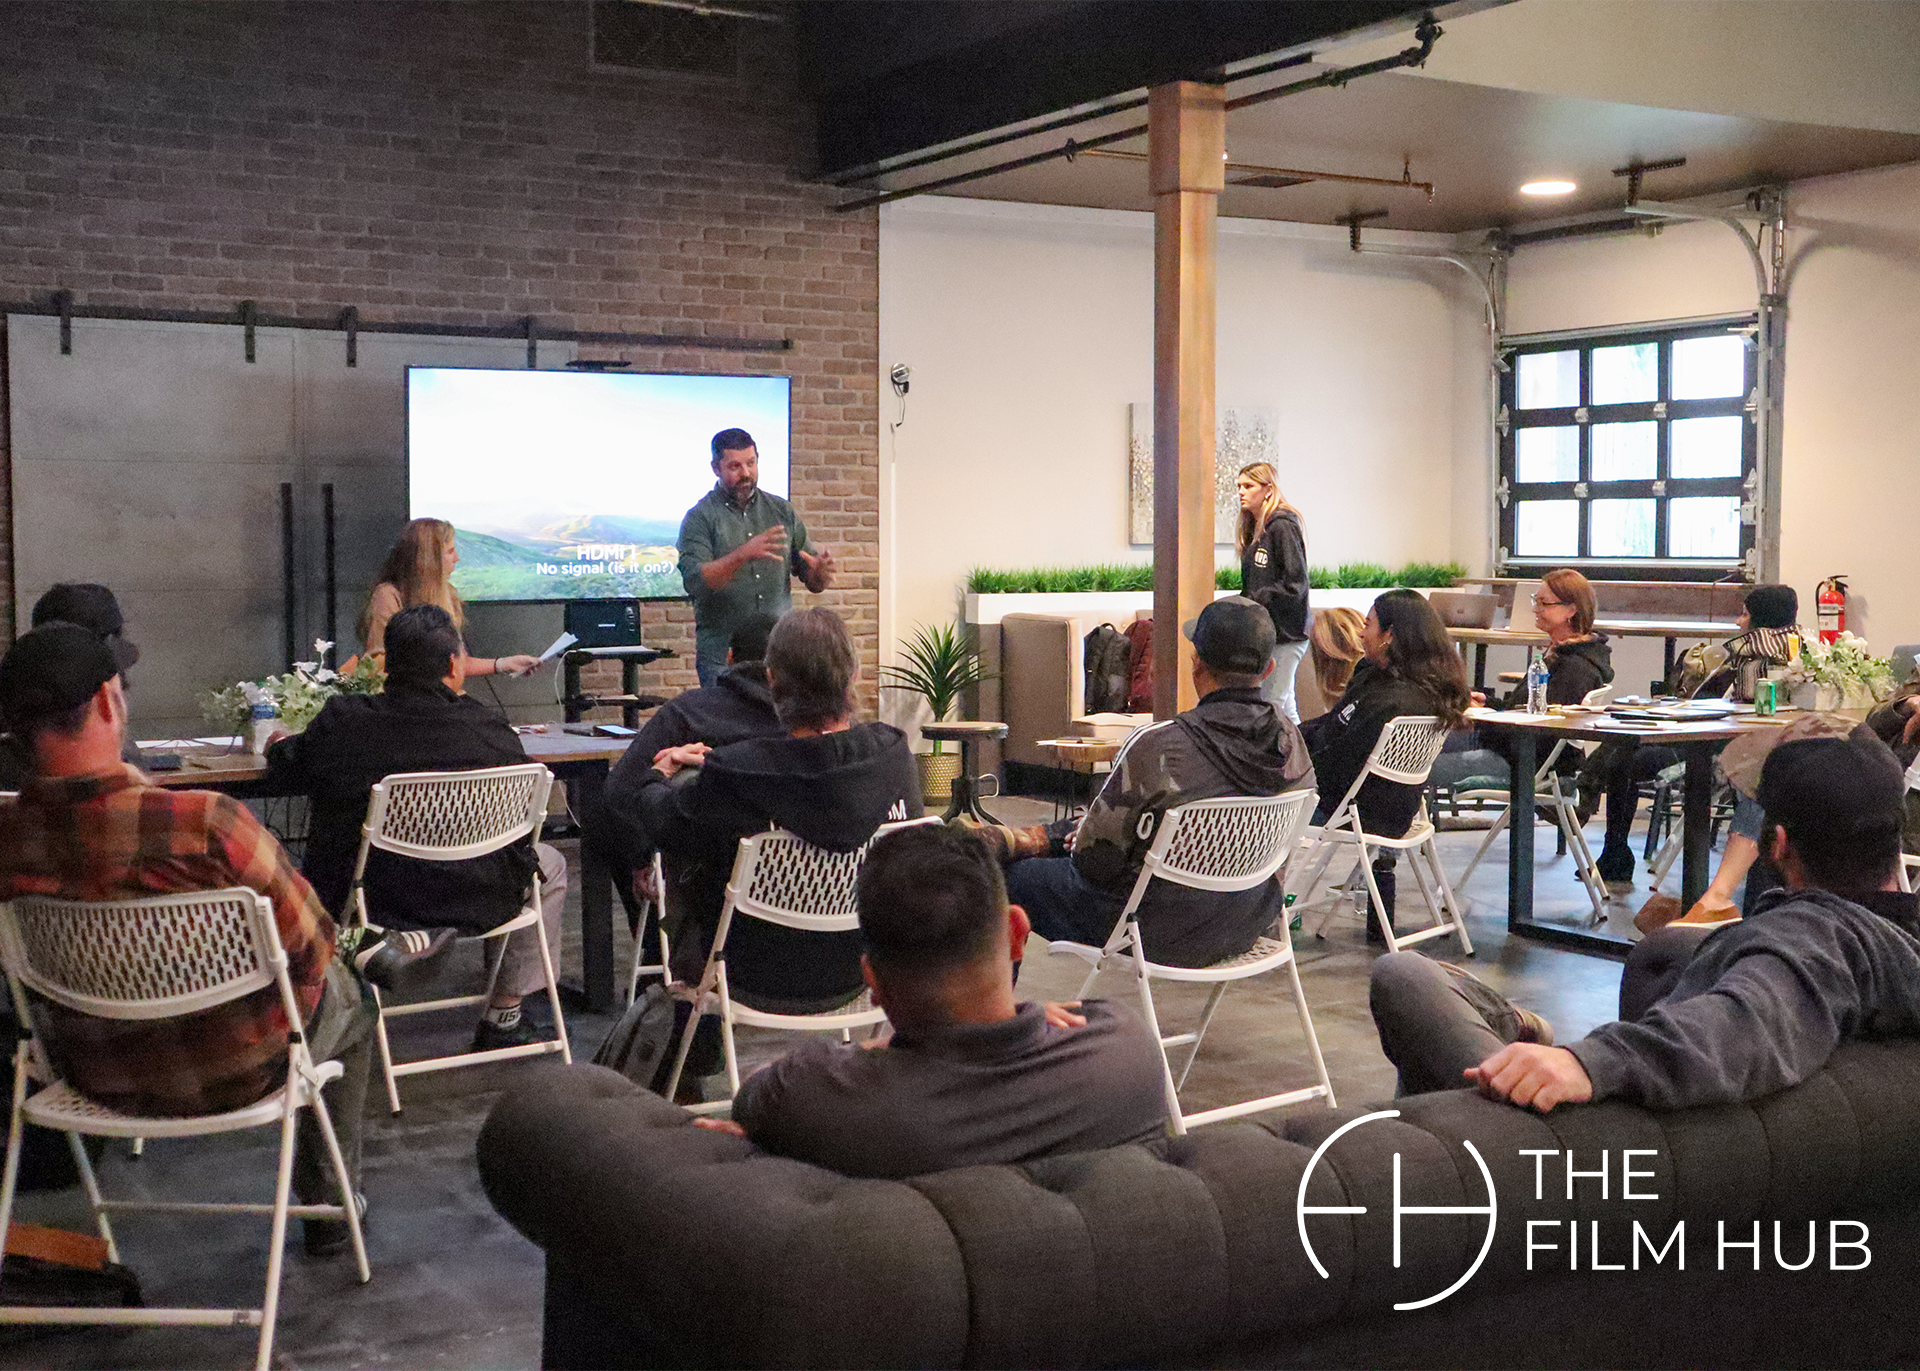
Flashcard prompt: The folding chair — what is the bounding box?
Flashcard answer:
[1456,686,1615,924]
[626,850,672,1005]
[1041,790,1334,1135]
[1291,716,1473,955]
[350,763,571,1113]
[663,816,940,1111]
[0,889,369,1371]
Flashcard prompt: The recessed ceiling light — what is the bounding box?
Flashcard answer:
[1520,180,1577,197]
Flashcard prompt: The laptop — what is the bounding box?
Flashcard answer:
[563,598,643,648]
[1427,591,1497,629]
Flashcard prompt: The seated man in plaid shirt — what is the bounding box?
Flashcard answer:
[0,622,443,1257]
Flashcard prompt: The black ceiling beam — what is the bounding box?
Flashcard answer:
[801,0,1435,179]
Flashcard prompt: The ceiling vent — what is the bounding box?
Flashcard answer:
[591,1,742,79]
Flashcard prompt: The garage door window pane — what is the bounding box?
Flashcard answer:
[1515,426,1579,483]
[1590,421,1657,482]
[1672,335,1746,399]
[1589,499,1656,558]
[1668,496,1742,557]
[1669,415,1744,478]
[1590,343,1657,404]
[1515,500,1579,557]
[1517,350,1579,409]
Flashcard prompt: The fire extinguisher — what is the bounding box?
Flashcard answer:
[1816,575,1848,645]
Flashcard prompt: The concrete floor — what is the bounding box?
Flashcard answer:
[0,800,1681,1370]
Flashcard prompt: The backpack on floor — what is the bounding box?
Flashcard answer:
[592,983,680,1096]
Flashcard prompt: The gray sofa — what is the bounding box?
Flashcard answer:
[478,1044,1920,1369]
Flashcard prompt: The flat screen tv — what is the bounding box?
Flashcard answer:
[406,367,791,602]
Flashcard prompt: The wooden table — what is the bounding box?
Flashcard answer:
[1466,710,1782,957]
[1449,618,1740,690]
[154,731,635,1012]
[921,720,1009,822]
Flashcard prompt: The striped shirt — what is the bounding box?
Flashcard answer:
[0,766,337,1117]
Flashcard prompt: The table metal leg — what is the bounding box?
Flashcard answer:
[1473,644,1489,693]
[1506,730,1536,932]
[568,764,616,1014]
[1680,743,1714,911]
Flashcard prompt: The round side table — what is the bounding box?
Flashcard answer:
[920,720,1009,822]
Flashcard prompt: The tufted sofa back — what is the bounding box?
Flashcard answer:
[479,1043,1920,1369]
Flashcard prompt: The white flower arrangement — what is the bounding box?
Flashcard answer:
[1779,631,1896,706]
[198,640,385,736]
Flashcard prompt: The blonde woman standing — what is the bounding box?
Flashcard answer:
[358,518,540,677]
[1235,463,1311,723]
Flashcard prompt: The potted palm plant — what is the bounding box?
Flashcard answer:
[880,622,997,806]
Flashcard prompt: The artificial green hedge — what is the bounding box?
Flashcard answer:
[966,561,1464,595]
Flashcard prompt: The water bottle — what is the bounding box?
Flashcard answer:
[247,694,280,755]
[1525,649,1549,714]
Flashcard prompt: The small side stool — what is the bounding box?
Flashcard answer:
[920,720,1009,823]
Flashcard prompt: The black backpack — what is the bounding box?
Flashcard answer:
[592,984,681,1095]
[1083,623,1132,715]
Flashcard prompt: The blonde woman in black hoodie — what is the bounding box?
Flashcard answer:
[1235,463,1311,723]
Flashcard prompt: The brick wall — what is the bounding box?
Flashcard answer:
[0,0,879,706]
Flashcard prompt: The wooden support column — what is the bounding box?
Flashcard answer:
[1150,80,1226,718]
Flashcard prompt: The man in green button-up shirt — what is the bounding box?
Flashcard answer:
[678,428,836,685]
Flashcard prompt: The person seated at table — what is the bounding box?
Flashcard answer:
[695,824,1167,1178]
[1368,734,1920,1110]
[0,622,422,1256]
[0,583,149,789]
[592,613,783,923]
[355,517,540,679]
[1472,568,1613,711]
[1305,606,1364,720]
[1583,584,1802,892]
[628,607,920,1018]
[977,597,1314,970]
[1300,589,1470,943]
[266,604,567,1052]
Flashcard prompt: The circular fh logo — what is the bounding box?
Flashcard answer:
[1295,1110,1499,1311]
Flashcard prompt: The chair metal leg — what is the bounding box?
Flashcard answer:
[0,1051,30,1266]
[1127,945,1185,1137]
[716,962,742,1101]
[1459,801,1511,884]
[369,984,403,1115]
[1175,983,1231,1091]
[1285,955,1337,1109]
[661,986,708,1104]
[254,1093,301,1371]
[1422,837,1474,956]
[1355,842,1399,953]
[532,913,572,1065]
[303,1084,370,1284]
[67,1126,119,1264]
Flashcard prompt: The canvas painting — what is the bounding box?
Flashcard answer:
[1128,404,1278,546]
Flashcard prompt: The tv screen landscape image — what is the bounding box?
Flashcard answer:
[407,367,791,602]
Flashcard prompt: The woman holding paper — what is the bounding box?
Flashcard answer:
[358,518,540,677]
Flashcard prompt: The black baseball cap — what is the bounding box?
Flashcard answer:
[0,622,138,733]
[1182,596,1276,675]
[1756,736,1903,859]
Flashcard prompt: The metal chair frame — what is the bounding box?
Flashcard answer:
[1290,716,1474,956]
[0,888,369,1371]
[348,763,571,1113]
[625,851,672,1005]
[1041,790,1334,1135]
[663,817,940,1112]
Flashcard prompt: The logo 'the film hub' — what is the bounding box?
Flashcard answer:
[1295,1110,1871,1311]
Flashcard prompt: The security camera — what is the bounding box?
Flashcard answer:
[890,364,911,396]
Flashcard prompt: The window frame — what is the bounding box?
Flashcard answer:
[1496,315,1758,581]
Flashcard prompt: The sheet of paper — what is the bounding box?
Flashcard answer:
[539,631,579,663]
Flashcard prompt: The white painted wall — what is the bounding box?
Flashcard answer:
[1502,157,1920,662]
[876,197,1489,684]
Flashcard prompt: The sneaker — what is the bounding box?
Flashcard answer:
[354,926,458,994]
[1512,1006,1556,1046]
[472,1014,548,1052]
[302,1192,367,1258]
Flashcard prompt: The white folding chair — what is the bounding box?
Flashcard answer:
[350,763,571,1113]
[1042,790,1334,1135]
[1456,686,1614,924]
[663,817,940,1111]
[0,889,369,1371]
[1291,716,1474,956]
[626,850,672,1005]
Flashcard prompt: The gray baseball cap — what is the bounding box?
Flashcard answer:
[1181,596,1276,674]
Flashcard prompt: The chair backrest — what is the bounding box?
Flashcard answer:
[0,888,282,1022]
[725,816,942,934]
[1364,715,1450,787]
[362,763,553,863]
[1582,684,1614,707]
[1136,789,1318,896]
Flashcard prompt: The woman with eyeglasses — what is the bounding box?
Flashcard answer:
[1475,568,1613,710]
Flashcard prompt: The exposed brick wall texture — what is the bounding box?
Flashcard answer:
[0,0,879,708]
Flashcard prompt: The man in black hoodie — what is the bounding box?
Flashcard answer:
[593,613,782,919]
[1000,597,1316,969]
[1370,735,1920,1109]
[630,607,920,1010]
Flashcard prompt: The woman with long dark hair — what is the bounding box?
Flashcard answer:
[1301,589,1470,941]
[358,518,539,677]
[1234,462,1310,723]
